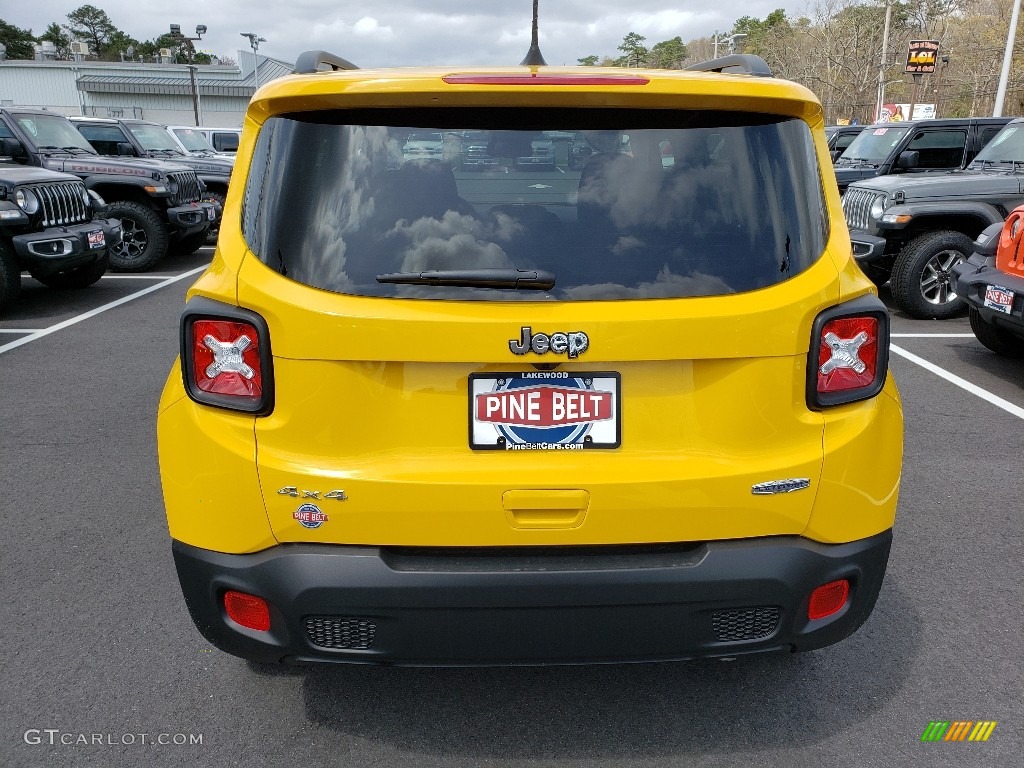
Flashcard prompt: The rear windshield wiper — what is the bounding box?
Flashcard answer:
[376,268,556,290]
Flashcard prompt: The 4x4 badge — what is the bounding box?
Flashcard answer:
[278,486,347,501]
[509,327,589,358]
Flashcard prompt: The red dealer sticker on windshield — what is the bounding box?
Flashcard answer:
[469,372,620,450]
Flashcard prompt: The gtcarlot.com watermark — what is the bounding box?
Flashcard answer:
[24,729,203,746]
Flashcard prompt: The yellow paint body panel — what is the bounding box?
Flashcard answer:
[157,64,902,555]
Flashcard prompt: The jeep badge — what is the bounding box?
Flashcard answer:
[509,327,589,358]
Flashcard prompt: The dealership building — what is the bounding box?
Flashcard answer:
[0,50,294,127]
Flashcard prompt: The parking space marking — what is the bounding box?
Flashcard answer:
[892,333,975,338]
[891,344,1024,420]
[0,329,44,334]
[99,274,184,280]
[0,266,207,356]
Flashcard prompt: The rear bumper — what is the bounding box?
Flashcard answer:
[173,530,892,666]
[955,260,1024,333]
[10,218,121,273]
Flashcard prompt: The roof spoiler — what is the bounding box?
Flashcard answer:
[685,54,773,78]
[293,50,360,74]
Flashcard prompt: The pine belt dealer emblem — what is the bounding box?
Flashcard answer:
[293,503,328,529]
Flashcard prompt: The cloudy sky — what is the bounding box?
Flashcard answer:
[6,1,801,68]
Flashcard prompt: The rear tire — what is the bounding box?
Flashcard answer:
[890,230,972,319]
[0,240,22,315]
[30,255,108,289]
[969,307,1024,358]
[105,201,169,272]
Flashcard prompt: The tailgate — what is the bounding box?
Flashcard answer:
[239,256,840,546]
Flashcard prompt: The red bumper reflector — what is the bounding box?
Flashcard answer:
[224,590,271,631]
[808,579,850,620]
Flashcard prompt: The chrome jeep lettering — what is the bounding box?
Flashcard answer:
[509,327,589,358]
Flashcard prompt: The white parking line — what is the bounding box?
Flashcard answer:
[99,274,182,280]
[891,344,1024,420]
[0,329,44,334]
[892,333,975,338]
[0,266,208,356]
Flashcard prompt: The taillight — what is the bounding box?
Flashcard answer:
[180,298,274,414]
[807,296,889,409]
[192,319,263,397]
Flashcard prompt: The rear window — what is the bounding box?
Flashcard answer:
[242,108,828,301]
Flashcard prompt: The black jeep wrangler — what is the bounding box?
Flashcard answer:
[70,117,232,248]
[0,108,215,272]
[844,118,1024,319]
[0,162,121,314]
[834,117,1010,193]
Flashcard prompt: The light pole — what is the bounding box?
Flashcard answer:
[170,24,207,126]
[875,0,894,122]
[933,55,950,118]
[240,32,267,90]
[994,0,1022,116]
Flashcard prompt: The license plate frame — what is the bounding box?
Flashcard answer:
[983,284,1015,315]
[469,371,621,451]
[87,230,105,249]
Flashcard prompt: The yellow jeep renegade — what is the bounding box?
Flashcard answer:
[158,50,903,665]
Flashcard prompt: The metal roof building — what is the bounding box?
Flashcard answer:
[0,51,294,127]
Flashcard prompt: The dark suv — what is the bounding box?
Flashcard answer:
[845,118,1024,319]
[71,117,232,248]
[0,162,121,313]
[833,117,1011,192]
[0,108,214,272]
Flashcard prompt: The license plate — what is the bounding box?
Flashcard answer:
[87,230,105,249]
[206,206,216,221]
[983,284,1014,314]
[469,372,620,450]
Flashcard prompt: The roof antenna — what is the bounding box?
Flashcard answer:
[520,0,547,66]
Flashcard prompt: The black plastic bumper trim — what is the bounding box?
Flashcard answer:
[11,217,121,270]
[172,530,893,666]
[955,264,1024,329]
[850,232,888,262]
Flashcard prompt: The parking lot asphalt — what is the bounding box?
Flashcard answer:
[0,254,1021,768]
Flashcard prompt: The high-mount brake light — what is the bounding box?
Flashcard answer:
[807,297,890,409]
[180,299,274,414]
[442,74,650,86]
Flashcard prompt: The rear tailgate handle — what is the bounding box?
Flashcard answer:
[502,490,590,529]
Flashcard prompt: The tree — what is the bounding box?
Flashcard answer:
[64,4,118,57]
[648,37,688,69]
[137,33,211,65]
[0,19,36,59]
[38,22,72,60]
[103,30,141,62]
[617,32,648,68]
[577,55,600,66]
